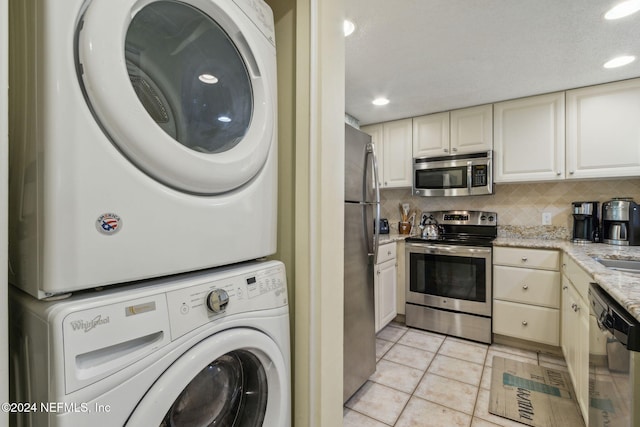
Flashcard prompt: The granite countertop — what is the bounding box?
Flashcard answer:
[379,231,414,244]
[494,237,640,322]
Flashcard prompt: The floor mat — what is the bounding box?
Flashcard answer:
[489,356,584,427]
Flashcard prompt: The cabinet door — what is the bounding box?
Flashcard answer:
[375,258,397,333]
[561,278,575,371]
[494,93,565,182]
[412,112,450,157]
[450,104,493,154]
[378,258,397,332]
[382,119,413,188]
[566,78,640,179]
[361,123,384,187]
[561,276,589,420]
[576,306,589,420]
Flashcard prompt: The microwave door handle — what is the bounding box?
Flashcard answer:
[467,163,473,192]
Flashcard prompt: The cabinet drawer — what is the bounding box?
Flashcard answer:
[494,266,560,308]
[377,242,396,264]
[562,255,591,303]
[493,247,559,270]
[493,300,559,345]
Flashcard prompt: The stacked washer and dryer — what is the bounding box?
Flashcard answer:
[8,0,290,426]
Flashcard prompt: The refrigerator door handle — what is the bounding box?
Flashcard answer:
[366,142,381,265]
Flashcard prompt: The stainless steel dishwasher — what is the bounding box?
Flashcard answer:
[589,283,640,427]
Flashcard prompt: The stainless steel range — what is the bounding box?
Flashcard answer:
[405,210,497,344]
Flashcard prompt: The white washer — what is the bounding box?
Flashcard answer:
[9,260,290,427]
[8,0,278,299]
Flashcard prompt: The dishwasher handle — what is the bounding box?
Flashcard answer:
[589,282,640,352]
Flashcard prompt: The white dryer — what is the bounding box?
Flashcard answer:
[9,260,290,427]
[8,0,278,299]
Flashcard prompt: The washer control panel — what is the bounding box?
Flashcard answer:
[166,262,286,340]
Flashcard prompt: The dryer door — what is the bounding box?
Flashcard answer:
[126,328,289,426]
[76,0,275,195]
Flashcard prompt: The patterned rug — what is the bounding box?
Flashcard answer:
[488,356,584,427]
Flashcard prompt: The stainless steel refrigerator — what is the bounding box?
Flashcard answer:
[343,124,381,403]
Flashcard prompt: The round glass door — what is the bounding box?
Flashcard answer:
[160,350,267,426]
[77,0,274,194]
[125,1,253,155]
[125,328,289,427]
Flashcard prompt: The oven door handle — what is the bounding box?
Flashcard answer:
[407,243,492,256]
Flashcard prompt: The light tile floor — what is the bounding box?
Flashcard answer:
[344,323,575,427]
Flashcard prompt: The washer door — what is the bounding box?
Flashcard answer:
[77,0,274,194]
[126,328,289,426]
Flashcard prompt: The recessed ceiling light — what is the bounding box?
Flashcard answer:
[372,97,390,106]
[605,0,640,19]
[343,20,355,37]
[603,55,636,68]
[198,73,219,84]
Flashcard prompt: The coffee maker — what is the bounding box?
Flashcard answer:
[571,201,599,243]
[602,198,640,246]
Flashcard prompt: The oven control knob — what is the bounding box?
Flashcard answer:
[481,215,487,221]
[206,289,229,314]
[488,216,495,222]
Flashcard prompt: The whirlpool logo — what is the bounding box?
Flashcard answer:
[70,315,110,333]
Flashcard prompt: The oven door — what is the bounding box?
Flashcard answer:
[405,242,492,316]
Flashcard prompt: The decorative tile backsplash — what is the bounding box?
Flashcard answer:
[380,178,640,239]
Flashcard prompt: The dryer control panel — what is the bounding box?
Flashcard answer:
[166,262,287,340]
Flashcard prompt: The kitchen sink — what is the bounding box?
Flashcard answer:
[593,257,640,274]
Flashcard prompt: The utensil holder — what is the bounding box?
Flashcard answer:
[399,221,411,235]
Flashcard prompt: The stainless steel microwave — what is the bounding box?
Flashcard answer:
[413,151,493,197]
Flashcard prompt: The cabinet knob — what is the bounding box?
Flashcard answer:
[562,286,568,291]
[572,303,580,312]
[556,171,562,176]
[443,148,449,153]
[522,321,528,326]
[387,250,392,256]
[452,147,458,152]
[569,171,575,175]
[521,257,528,262]
[522,284,528,290]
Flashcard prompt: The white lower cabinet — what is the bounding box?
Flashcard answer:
[561,256,591,422]
[375,242,397,333]
[493,247,560,345]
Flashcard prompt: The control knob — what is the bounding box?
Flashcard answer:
[206,289,230,313]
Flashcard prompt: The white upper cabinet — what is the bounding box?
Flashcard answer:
[566,78,640,179]
[450,104,493,154]
[362,119,412,188]
[412,112,450,157]
[382,119,413,187]
[494,92,565,183]
[413,105,492,158]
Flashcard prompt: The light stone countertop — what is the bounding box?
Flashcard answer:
[493,238,640,322]
[379,232,414,244]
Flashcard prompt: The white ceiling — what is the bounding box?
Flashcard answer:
[345,0,640,126]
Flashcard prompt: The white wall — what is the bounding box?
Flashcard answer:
[256,0,346,424]
[1,0,9,424]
